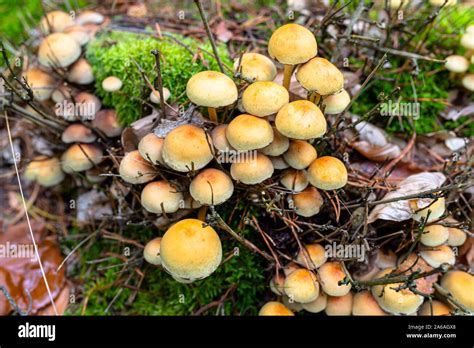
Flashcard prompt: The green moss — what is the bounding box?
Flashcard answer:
[86,31,233,125]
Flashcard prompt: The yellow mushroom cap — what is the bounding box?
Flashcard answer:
[189,168,234,205]
[119,150,156,184]
[73,92,102,120]
[276,100,326,140]
[92,109,122,138]
[259,301,294,316]
[38,33,81,68]
[234,53,277,82]
[445,55,469,73]
[226,114,274,151]
[186,71,238,108]
[160,219,222,281]
[270,273,286,296]
[143,237,162,265]
[138,133,165,165]
[296,244,327,270]
[61,144,103,173]
[280,169,308,192]
[296,57,344,95]
[461,31,474,50]
[64,26,90,46]
[462,74,474,92]
[268,23,317,65]
[301,291,327,313]
[418,300,451,316]
[40,11,74,33]
[419,245,455,268]
[211,124,235,152]
[150,88,171,104]
[283,140,317,170]
[352,290,387,316]
[162,124,214,172]
[325,292,353,316]
[420,225,449,247]
[307,156,348,190]
[371,268,424,315]
[61,123,97,143]
[447,227,467,247]
[261,127,289,156]
[24,156,65,187]
[141,181,183,214]
[67,58,94,85]
[440,270,474,312]
[318,262,351,297]
[283,262,301,276]
[322,89,351,115]
[230,153,274,185]
[241,81,289,117]
[291,186,324,217]
[283,269,319,303]
[102,76,123,92]
[270,156,290,170]
[410,197,446,223]
[24,68,56,101]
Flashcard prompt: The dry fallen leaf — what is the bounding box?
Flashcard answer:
[367,172,446,223]
[351,141,401,162]
[215,21,233,43]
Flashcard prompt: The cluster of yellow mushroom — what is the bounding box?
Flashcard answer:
[131,23,352,282]
[445,24,474,92]
[260,240,473,316]
[23,10,124,186]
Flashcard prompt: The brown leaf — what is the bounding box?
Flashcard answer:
[351,141,401,162]
[0,220,65,315]
[215,21,233,43]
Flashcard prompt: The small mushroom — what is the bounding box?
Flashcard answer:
[23,68,56,101]
[119,150,156,184]
[160,219,223,282]
[75,10,105,25]
[226,114,274,151]
[275,100,326,140]
[138,133,164,165]
[211,124,235,153]
[40,11,74,33]
[61,123,97,143]
[241,81,289,117]
[92,109,122,138]
[150,88,171,104]
[296,243,327,269]
[74,92,102,120]
[189,168,234,205]
[141,181,183,214]
[161,124,214,172]
[230,153,274,185]
[280,169,308,192]
[410,197,446,223]
[258,301,294,316]
[268,23,317,90]
[67,58,94,85]
[38,33,81,68]
[420,225,449,247]
[283,269,319,304]
[352,290,387,316]
[143,237,162,265]
[102,76,123,92]
[24,156,65,187]
[64,26,91,46]
[462,74,474,92]
[186,71,238,122]
[439,270,474,312]
[283,140,317,170]
[290,186,324,217]
[270,156,290,170]
[325,292,353,316]
[318,262,352,297]
[322,89,351,115]
[301,291,328,313]
[233,52,277,82]
[296,57,344,103]
[419,245,455,268]
[307,156,348,190]
[61,144,103,173]
[260,127,289,157]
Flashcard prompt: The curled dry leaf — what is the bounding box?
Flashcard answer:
[0,220,65,315]
[367,172,446,223]
[351,141,401,162]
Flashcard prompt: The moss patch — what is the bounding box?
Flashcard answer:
[86,31,233,125]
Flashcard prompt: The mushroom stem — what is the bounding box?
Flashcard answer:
[198,206,208,221]
[208,107,218,123]
[308,91,321,105]
[282,64,293,91]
